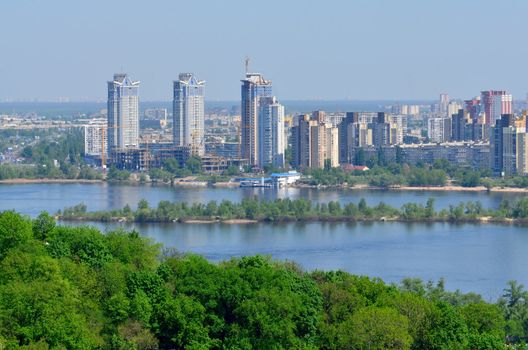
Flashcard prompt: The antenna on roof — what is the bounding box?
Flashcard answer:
[244,56,250,74]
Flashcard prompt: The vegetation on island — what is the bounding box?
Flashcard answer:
[58,197,528,224]
[0,210,527,349]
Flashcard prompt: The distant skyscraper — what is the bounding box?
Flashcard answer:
[338,112,359,164]
[173,73,206,155]
[451,109,467,141]
[241,73,272,165]
[258,96,285,168]
[439,93,449,116]
[107,73,140,150]
[480,91,512,125]
[428,117,452,143]
[464,97,481,122]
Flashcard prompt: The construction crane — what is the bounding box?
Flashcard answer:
[245,56,250,74]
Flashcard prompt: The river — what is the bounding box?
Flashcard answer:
[1,182,527,299]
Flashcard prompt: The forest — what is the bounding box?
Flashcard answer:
[0,210,526,349]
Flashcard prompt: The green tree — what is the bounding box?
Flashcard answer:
[32,212,56,241]
[337,307,412,350]
[0,211,33,258]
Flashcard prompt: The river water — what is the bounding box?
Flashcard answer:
[1,183,526,299]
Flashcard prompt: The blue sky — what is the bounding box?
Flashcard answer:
[0,0,526,101]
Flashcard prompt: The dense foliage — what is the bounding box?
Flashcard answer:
[304,164,448,188]
[0,128,102,180]
[60,197,528,223]
[0,210,525,349]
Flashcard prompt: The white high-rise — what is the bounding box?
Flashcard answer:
[107,73,140,150]
[258,96,285,168]
[428,117,451,143]
[173,73,206,156]
[84,120,107,157]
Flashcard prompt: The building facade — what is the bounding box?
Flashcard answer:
[107,73,140,151]
[258,96,285,168]
[240,73,272,165]
[173,73,206,156]
[291,112,339,169]
[84,120,107,158]
[428,117,452,143]
[480,91,512,125]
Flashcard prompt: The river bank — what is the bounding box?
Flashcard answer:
[3,177,528,193]
[0,178,103,184]
[58,214,525,225]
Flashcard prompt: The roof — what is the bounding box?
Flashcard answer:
[241,73,272,85]
[176,73,205,86]
[111,73,140,86]
[271,172,301,177]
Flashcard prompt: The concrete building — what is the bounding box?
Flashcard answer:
[84,120,107,158]
[464,98,481,121]
[516,132,528,175]
[258,96,285,168]
[447,101,462,119]
[439,93,449,116]
[359,142,490,170]
[292,112,339,169]
[481,91,512,125]
[338,112,359,164]
[240,73,272,165]
[173,73,206,156]
[451,109,468,141]
[428,117,452,143]
[107,73,140,151]
[326,124,339,167]
[491,114,516,176]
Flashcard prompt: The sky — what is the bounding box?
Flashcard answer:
[0,0,527,102]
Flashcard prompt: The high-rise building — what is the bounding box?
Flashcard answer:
[491,114,516,176]
[517,132,528,175]
[451,109,468,141]
[107,73,140,151]
[464,98,481,122]
[428,117,452,143]
[291,112,339,169]
[240,73,272,165]
[173,73,206,156]
[325,124,339,167]
[447,101,463,119]
[84,121,107,157]
[258,96,285,168]
[371,112,393,146]
[338,112,359,164]
[440,93,450,116]
[480,91,512,125]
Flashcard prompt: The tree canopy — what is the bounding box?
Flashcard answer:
[0,210,521,349]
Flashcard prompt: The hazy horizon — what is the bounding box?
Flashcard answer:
[1,0,527,101]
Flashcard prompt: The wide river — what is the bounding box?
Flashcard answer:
[1,182,527,299]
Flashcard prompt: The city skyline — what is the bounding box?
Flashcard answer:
[1,0,528,101]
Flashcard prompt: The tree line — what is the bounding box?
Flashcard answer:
[59,197,528,223]
[0,210,526,349]
[0,128,102,180]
